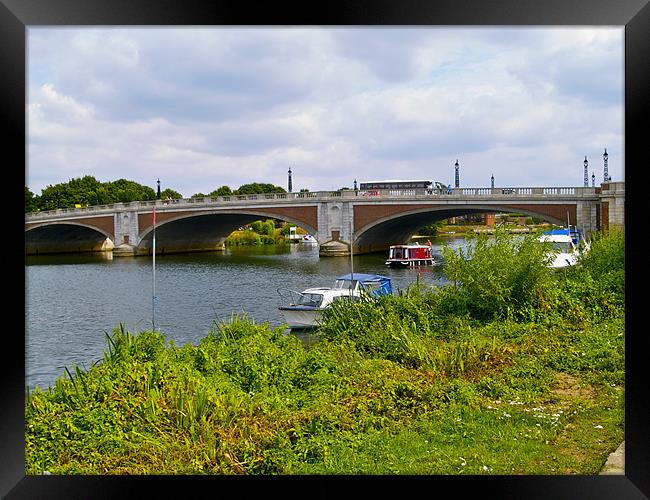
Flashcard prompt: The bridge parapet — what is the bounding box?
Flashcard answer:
[25,186,603,222]
[25,184,622,257]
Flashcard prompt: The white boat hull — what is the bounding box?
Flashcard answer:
[549,252,578,268]
[385,258,435,267]
[279,307,324,329]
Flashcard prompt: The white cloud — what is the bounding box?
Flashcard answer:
[26,27,623,197]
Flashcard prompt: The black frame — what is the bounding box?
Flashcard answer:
[4,1,648,498]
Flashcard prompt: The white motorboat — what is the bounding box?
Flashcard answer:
[538,232,579,269]
[278,273,392,329]
[301,234,318,244]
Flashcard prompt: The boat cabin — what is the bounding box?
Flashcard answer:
[385,244,435,267]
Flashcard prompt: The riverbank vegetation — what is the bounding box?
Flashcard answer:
[224,220,306,246]
[25,228,625,475]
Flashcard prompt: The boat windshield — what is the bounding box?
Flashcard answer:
[550,242,573,253]
[390,247,406,259]
[334,279,359,291]
[296,293,323,307]
[361,281,382,293]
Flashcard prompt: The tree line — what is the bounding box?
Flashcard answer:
[25,176,287,213]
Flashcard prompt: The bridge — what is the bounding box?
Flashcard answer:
[25,182,624,257]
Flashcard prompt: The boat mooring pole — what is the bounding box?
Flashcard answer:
[152,204,156,331]
[349,212,354,285]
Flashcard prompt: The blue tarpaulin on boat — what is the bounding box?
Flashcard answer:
[544,229,570,235]
[543,228,581,245]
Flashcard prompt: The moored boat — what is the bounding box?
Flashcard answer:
[543,227,582,247]
[278,273,392,329]
[385,242,435,267]
[538,232,579,269]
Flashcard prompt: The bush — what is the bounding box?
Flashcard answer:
[441,230,554,321]
[201,315,304,393]
[225,230,262,246]
[577,227,624,296]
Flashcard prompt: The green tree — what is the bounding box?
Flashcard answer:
[209,186,233,197]
[160,188,183,199]
[39,175,103,210]
[251,219,275,236]
[106,179,156,203]
[36,176,160,210]
[419,220,446,236]
[25,186,39,213]
[234,183,286,195]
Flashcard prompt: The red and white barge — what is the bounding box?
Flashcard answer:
[385,242,436,267]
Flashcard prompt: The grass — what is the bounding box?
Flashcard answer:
[25,229,625,475]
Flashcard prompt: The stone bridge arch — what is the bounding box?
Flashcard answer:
[25,221,114,255]
[133,208,319,255]
[352,203,574,254]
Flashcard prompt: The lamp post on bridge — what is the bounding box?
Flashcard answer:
[583,156,589,187]
[156,178,161,200]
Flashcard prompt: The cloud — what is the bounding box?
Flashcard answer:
[26,27,623,197]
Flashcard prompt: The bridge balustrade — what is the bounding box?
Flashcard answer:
[543,187,576,195]
[25,186,604,221]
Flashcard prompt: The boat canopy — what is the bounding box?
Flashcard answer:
[544,229,571,235]
[335,273,393,296]
[543,227,581,245]
[539,234,573,243]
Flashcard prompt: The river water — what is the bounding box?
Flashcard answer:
[25,237,467,391]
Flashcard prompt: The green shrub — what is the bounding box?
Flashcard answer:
[225,230,262,246]
[441,230,554,321]
[202,315,305,394]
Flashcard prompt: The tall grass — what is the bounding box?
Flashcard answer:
[25,230,624,475]
[441,229,555,321]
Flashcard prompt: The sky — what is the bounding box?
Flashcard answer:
[26,27,624,198]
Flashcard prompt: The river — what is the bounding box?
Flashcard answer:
[25,237,468,391]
